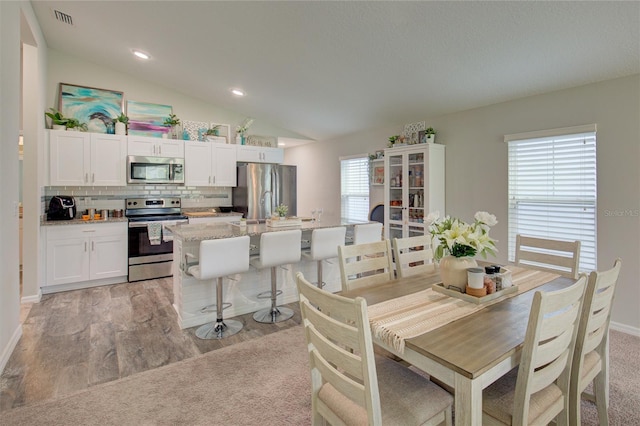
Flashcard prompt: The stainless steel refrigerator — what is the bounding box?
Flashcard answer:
[233,163,297,221]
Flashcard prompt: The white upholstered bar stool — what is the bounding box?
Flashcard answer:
[186,236,250,340]
[302,226,346,288]
[354,222,383,245]
[251,229,302,323]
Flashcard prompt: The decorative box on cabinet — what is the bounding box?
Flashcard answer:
[43,222,127,293]
[184,141,237,187]
[48,130,127,186]
[128,135,184,158]
[236,144,284,164]
[383,144,445,240]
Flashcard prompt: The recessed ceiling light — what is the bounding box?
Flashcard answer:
[132,50,150,60]
[231,88,246,97]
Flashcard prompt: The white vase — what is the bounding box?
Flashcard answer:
[426,134,435,143]
[115,122,126,135]
[439,255,477,291]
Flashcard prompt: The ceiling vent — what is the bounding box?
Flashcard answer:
[53,9,73,26]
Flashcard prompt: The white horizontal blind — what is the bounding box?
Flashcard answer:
[508,131,597,271]
[341,157,370,222]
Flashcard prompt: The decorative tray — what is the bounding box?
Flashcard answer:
[266,217,302,228]
[431,281,517,305]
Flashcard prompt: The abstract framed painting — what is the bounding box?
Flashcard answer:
[126,101,172,137]
[58,83,124,133]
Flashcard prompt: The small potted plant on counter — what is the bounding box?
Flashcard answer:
[45,108,69,130]
[113,113,129,135]
[163,114,181,139]
[275,204,288,220]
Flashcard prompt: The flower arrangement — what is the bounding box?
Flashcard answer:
[236,118,254,136]
[427,211,498,260]
[275,204,288,217]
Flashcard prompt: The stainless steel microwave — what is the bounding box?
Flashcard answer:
[127,155,185,185]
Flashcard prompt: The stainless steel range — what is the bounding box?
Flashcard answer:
[126,197,188,282]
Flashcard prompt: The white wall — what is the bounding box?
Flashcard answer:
[288,74,640,332]
[46,50,307,141]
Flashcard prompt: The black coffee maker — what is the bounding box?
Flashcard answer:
[47,196,77,220]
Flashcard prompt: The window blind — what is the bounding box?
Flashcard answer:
[341,156,370,222]
[507,131,597,271]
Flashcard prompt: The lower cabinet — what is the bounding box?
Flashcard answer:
[44,222,128,291]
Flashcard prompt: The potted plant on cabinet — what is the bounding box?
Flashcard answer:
[64,118,88,132]
[45,108,69,130]
[113,113,129,135]
[163,114,181,139]
[425,127,436,143]
[204,125,221,141]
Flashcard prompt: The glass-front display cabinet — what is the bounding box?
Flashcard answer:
[383,144,445,240]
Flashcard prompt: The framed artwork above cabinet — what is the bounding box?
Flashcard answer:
[369,159,384,186]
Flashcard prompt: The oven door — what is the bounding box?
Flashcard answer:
[127,220,186,281]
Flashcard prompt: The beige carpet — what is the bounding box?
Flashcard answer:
[2,327,638,425]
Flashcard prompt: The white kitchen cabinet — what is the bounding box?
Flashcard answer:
[236,145,284,164]
[44,222,127,289]
[128,135,184,158]
[48,130,127,186]
[384,144,445,240]
[184,141,237,187]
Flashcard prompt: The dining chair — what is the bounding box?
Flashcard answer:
[338,239,394,292]
[393,235,435,278]
[515,234,581,279]
[569,258,622,426]
[295,272,453,426]
[482,274,587,425]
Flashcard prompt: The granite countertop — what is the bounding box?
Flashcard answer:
[182,208,243,218]
[41,217,129,226]
[168,220,370,242]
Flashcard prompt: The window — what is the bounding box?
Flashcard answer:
[340,156,370,222]
[506,125,597,271]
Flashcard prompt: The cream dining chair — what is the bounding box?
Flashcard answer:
[338,239,394,292]
[393,235,435,278]
[569,258,622,426]
[482,274,587,425]
[515,234,581,279]
[296,272,453,426]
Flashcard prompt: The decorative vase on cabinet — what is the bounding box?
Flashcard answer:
[438,255,477,292]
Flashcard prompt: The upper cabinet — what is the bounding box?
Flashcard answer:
[48,130,127,186]
[184,141,237,187]
[128,135,184,158]
[236,145,284,164]
[384,144,445,240]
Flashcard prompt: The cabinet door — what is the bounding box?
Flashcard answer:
[261,147,284,164]
[46,236,89,285]
[236,145,260,162]
[49,130,90,186]
[90,134,127,186]
[212,144,237,186]
[185,141,213,186]
[158,139,184,158]
[385,150,405,241]
[128,136,158,156]
[89,233,128,280]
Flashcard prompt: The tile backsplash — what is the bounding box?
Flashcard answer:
[43,185,232,216]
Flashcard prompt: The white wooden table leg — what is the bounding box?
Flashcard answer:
[454,372,483,426]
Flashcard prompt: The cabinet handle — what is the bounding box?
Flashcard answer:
[209,176,211,184]
[153,145,156,155]
[92,173,95,183]
[213,176,216,184]
[92,241,95,251]
[84,242,87,252]
[85,173,89,183]
[158,145,162,155]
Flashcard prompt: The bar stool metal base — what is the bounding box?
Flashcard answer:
[195,319,243,340]
[253,306,294,324]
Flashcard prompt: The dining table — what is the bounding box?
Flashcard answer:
[340,263,575,426]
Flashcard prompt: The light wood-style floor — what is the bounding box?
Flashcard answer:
[0,278,301,411]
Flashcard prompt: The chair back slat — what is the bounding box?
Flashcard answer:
[515,234,581,279]
[338,240,394,292]
[393,235,435,278]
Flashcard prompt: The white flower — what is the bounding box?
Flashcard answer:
[425,211,440,224]
[474,211,497,227]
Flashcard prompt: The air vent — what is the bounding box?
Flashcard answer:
[53,9,73,26]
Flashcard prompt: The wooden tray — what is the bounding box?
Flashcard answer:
[431,282,517,304]
[266,217,302,228]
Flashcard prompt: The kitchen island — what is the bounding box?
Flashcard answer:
[168,219,370,329]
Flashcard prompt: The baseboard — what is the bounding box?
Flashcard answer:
[21,288,42,304]
[0,324,23,374]
[610,321,640,337]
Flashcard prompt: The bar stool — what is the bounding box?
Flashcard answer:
[186,236,250,339]
[301,226,346,288]
[251,229,302,323]
[354,222,383,244]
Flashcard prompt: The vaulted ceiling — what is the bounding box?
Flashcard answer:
[31,1,640,141]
